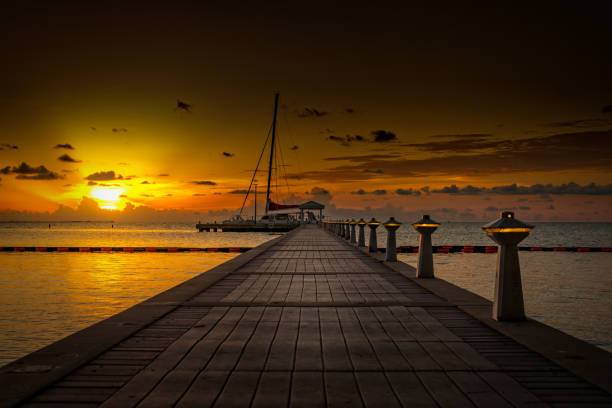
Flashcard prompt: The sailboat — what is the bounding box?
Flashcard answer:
[196,93,309,232]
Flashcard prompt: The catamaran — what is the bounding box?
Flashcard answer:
[196,93,324,232]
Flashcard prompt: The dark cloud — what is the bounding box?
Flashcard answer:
[543,119,610,128]
[85,171,123,181]
[363,169,384,174]
[519,206,531,210]
[1,143,18,150]
[371,130,397,142]
[192,180,216,185]
[192,193,205,196]
[345,108,355,114]
[62,169,74,173]
[54,143,74,149]
[176,99,192,112]
[88,181,97,186]
[141,194,154,197]
[141,181,153,184]
[395,188,421,196]
[16,173,62,180]
[431,182,612,195]
[485,206,498,211]
[320,128,334,134]
[351,189,387,195]
[118,162,129,165]
[222,152,234,157]
[291,145,299,150]
[58,154,81,163]
[547,205,555,210]
[119,194,127,198]
[429,133,492,139]
[310,187,330,196]
[90,127,97,131]
[158,173,169,177]
[289,130,612,182]
[603,106,612,114]
[1,162,62,180]
[297,107,328,118]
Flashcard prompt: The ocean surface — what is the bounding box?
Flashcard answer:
[0,221,610,367]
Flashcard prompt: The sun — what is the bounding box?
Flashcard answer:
[89,186,124,210]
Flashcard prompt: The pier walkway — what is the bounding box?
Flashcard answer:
[3,225,612,407]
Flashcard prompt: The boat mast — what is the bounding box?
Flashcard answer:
[254,183,257,221]
[265,92,279,215]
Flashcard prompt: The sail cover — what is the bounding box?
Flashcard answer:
[267,200,300,211]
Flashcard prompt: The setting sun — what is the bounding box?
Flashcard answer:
[89,186,124,210]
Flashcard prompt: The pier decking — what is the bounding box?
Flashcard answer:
[2,225,612,407]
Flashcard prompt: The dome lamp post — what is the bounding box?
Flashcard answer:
[483,211,533,322]
[412,215,440,278]
[383,217,402,262]
[357,218,367,247]
[367,218,381,253]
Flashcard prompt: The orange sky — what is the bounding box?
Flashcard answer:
[1,3,611,221]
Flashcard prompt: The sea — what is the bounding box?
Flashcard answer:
[0,221,610,367]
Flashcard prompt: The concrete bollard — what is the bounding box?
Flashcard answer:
[412,215,439,278]
[483,211,533,322]
[350,219,357,244]
[357,218,366,247]
[383,217,402,262]
[367,218,381,252]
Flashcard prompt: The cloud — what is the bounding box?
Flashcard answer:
[222,152,234,157]
[431,182,612,195]
[395,188,421,196]
[519,206,531,210]
[543,119,611,128]
[1,162,63,180]
[351,189,387,195]
[90,127,97,131]
[429,133,493,139]
[176,99,192,112]
[1,143,18,150]
[363,169,384,174]
[119,194,127,198]
[112,128,128,133]
[402,134,496,153]
[228,189,265,194]
[327,134,367,146]
[192,180,216,185]
[485,206,499,211]
[158,173,169,177]
[603,106,612,114]
[291,145,299,150]
[310,187,330,196]
[297,108,328,118]
[141,181,153,184]
[345,108,355,114]
[58,154,81,163]
[287,130,612,182]
[141,194,154,197]
[371,130,397,142]
[118,162,129,165]
[192,193,205,196]
[85,170,123,181]
[88,181,97,186]
[54,143,74,149]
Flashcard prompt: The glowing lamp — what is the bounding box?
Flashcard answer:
[357,218,367,247]
[412,214,439,278]
[483,211,534,321]
[383,217,402,261]
[349,219,357,244]
[367,217,381,252]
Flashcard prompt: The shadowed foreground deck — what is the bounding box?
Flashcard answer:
[3,225,612,407]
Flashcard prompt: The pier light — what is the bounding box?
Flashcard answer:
[357,218,367,247]
[344,219,351,241]
[483,211,534,322]
[367,218,381,253]
[349,219,357,244]
[412,215,439,278]
[383,217,402,262]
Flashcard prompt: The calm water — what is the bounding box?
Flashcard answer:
[0,221,610,367]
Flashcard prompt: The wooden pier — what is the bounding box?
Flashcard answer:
[2,225,611,407]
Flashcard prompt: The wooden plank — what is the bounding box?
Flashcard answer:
[175,370,230,408]
[354,372,401,408]
[479,372,548,407]
[325,372,364,408]
[448,372,513,408]
[214,371,260,408]
[417,372,476,408]
[386,372,438,407]
[290,372,325,408]
[252,371,291,408]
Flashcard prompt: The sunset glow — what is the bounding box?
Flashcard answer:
[0,3,610,222]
